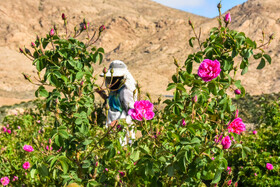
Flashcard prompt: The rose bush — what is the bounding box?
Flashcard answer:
[223,100,280,186]
[0,4,275,186]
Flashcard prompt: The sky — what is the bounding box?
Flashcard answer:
[152,0,248,18]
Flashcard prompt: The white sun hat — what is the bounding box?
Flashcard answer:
[100,60,128,77]
[100,60,137,92]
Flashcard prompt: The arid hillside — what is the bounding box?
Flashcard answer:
[0,0,279,106]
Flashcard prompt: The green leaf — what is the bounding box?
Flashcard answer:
[241,66,248,75]
[76,71,84,80]
[38,164,49,177]
[97,47,105,53]
[186,61,193,74]
[59,157,69,174]
[257,58,265,69]
[211,169,222,184]
[82,160,91,169]
[167,165,174,177]
[189,37,195,47]
[242,148,246,159]
[263,54,271,64]
[176,83,186,92]
[75,118,83,125]
[30,169,36,179]
[253,53,262,59]
[130,150,140,162]
[234,80,241,89]
[36,86,49,97]
[167,83,176,91]
[208,83,217,95]
[36,59,47,72]
[107,147,116,159]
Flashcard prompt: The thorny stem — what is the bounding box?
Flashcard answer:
[84,120,118,160]
[191,26,202,50]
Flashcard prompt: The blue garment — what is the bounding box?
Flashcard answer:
[108,87,124,112]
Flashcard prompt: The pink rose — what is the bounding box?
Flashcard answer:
[211,157,215,160]
[254,173,257,176]
[198,59,221,82]
[228,118,246,134]
[23,162,31,170]
[266,163,273,170]
[253,130,257,135]
[227,180,232,186]
[224,13,231,23]
[221,136,231,149]
[7,129,11,134]
[2,126,7,133]
[105,168,108,172]
[0,177,9,186]
[23,145,34,152]
[128,100,155,121]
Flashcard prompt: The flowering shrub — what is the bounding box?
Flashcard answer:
[224,101,280,186]
[0,4,274,186]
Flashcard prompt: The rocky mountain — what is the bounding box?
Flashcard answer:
[0,0,279,106]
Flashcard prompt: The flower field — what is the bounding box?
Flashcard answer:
[0,7,279,186]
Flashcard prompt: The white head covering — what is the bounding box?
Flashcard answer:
[100,60,137,92]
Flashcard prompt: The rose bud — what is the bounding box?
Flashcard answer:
[25,48,31,55]
[181,119,186,127]
[99,25,106,32]
[224,13,231,24]
[19,48,24,53]
[103,67,107,74]
[49,28,55,36]
[217,3,222,9]
[269,33,275,40]
[62,13,66,20]
[31,42,36,48]
[83,23,87,30]
[80,81,84,86]
[54,24,58,31]
[234,89,241,95]
[192,95,198,103]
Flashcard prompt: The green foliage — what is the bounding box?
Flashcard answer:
[224,100,280,186]
[0,10,274,186]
